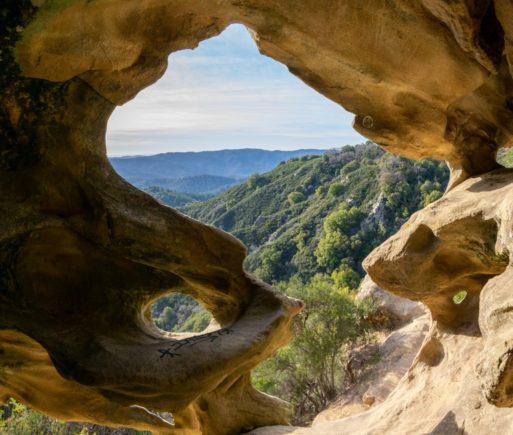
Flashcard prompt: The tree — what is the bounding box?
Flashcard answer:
[253,274,374,424]
[328,183,344,197]
[315,205,365,271]
[420,180,443,206]
[246,173,269,189]
[331,264,361,290]
[156,306,177,331]
[423,190,442,206]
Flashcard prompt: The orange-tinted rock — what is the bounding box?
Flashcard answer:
[4,0,513,433]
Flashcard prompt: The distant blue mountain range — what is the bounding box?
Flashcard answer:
[110,148,326,194]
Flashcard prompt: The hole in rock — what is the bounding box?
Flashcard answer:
[496,147,513,168]
[151,293,211,333]
[105,24,362,332]
[106,23,362,171]
[452,290,467,305]
[424,218,509,334]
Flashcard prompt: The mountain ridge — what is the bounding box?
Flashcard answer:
[110,148,326,193]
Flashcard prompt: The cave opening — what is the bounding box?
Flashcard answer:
[104,23,362,333]
[6,1,513,433]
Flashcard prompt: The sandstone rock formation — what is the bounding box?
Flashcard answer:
[16,0,513,186]
[3,0,513,434]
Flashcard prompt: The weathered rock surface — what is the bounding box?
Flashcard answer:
[1,3,304,433]
[3,0,513,433]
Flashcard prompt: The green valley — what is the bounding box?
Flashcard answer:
[184,142,448,284]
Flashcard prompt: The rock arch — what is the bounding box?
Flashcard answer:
[3,0,513,433]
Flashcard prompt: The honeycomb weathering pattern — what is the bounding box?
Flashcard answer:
[2,0,513,433]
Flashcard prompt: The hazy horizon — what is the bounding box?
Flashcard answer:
[107,24,364,156]
[109,146,333,158]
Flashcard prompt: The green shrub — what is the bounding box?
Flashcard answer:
[423,190,442,206]
[315,205,365,271]
[340,160,359,175]
[328,183,344,197]
[0,399,73,434]
[453,290,467,305]
[288,191,306,204]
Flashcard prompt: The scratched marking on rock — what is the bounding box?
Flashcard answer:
[158,328,234,358]
[158,349,180,359]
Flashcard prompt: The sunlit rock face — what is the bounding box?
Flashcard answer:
[3,0,513,433]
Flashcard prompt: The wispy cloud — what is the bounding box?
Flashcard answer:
[107,24,364,156]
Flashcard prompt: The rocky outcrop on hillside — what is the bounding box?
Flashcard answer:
[3,1,513,433]
[357,275,426,325]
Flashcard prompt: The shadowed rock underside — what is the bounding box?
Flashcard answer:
[3,0,513,433]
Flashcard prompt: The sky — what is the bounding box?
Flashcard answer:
[106,24,365,156]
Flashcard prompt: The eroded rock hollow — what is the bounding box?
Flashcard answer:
[2,0,513,433]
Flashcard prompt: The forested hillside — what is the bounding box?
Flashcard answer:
[181,142,449,422]
[153,143,448,334]
[185,143,449,284]
[140,174,241,194]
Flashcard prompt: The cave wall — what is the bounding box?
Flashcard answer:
[2,0,513,433]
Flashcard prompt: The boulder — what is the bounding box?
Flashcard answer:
[357,275,426,324]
